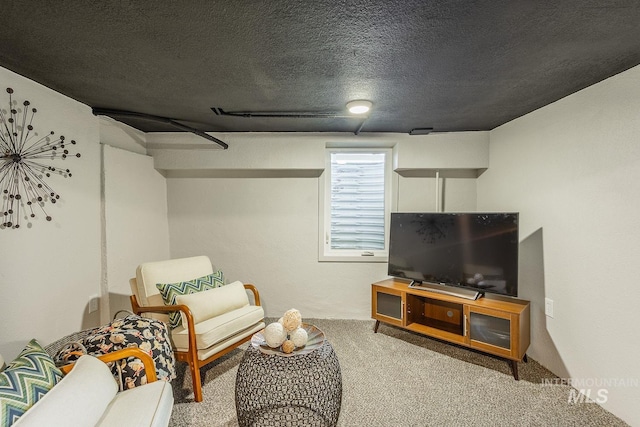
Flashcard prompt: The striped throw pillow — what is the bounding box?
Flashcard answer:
[0,339,63,426]
[156,271,225,328]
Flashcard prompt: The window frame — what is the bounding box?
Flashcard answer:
[318,147,393,262]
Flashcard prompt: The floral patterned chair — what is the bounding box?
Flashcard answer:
[46,315,176,390]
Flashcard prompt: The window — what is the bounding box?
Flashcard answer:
[319,149,392,262]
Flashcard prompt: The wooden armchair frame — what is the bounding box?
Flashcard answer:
[130,284,261,402]
[60,347,158,382]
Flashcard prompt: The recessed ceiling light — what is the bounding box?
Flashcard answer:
[346,100,372,114]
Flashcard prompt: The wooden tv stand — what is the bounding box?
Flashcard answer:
[371,279,530,379]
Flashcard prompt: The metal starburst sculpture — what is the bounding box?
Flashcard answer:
[0,87,80,229]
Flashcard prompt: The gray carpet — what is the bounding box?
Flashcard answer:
[168,319,627,426]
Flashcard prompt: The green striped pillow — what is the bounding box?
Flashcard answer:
[156,271,225,328]
[0,339,63,426]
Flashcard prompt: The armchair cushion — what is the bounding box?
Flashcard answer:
[134,256,214,312]
[175,280,250,327]
[155,271,225,328]
[0,339,62,426]
[171,305,265,351]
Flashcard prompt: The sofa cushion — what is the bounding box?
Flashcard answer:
[175,280,250,327]
[96,379,173,427]
[171,305,265,351]
[156,271,225,329]
[0,339,63,426]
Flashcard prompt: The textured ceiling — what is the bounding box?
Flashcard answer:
[0,1,639,136]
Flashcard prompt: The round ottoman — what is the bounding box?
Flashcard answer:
[235,339,342,427]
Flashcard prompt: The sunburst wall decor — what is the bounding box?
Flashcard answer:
[0,87,81,229]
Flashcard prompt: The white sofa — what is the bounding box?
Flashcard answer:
[13,352,173,427]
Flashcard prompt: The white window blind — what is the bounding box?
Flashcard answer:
[329,152,386,251]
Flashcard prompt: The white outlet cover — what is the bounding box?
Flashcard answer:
[545,298,554,318]
[89,297,99,313]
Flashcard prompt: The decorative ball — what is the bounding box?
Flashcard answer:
[282,308,302,332]
[290,327,308,348]
[281,340,295,354]
[264,322,286,348]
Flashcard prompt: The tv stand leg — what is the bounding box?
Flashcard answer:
[510,360,519,380]
[374,320,380,333]
[523,354,528,363]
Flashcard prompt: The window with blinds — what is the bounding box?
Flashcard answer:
[320,149,391,262]
[330,152,385,250]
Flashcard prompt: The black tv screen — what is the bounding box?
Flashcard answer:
[388,212,519,297]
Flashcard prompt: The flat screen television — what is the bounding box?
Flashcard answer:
[387,212,519,298]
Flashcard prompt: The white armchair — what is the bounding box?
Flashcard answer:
[129,256,265,402]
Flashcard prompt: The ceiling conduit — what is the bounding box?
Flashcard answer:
[212,107,368,135]
[92,108,229,149]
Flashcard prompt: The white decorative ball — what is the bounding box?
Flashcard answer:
[290,327,308,348]
[264,322,286,348]
[282,308,302,332]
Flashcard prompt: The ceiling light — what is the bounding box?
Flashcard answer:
[346,100,372,114]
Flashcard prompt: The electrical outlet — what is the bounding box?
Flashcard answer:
[545,298,554,318]
[89,296,99,314]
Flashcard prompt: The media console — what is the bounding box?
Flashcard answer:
[371,278,530,380]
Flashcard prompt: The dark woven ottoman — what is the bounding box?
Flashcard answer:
[235,340,342,427]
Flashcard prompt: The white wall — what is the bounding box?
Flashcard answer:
[0,70,169,361]
[164,133,482,319]
[168,177,389,318]
[397,175,478,212]
[103,145,170,321]
[478,65,640,425]
[0,67,101,360]
[99,116,146,155]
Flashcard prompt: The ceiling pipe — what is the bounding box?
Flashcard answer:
[212,107,368,135]
[354,119,367,135]
[212,108,353,119]
[435,170,441,212]
[92,108,229,149]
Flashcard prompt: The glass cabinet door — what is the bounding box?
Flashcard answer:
[376,292,402,320]
[372,287,404,327]
[466,307,514,357]
[469,312,511,349]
